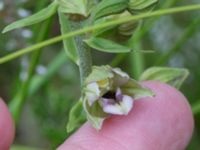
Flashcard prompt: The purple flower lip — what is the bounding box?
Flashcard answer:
[100,88,134,115]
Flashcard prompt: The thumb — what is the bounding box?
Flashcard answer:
[58,81,194,150]
[0,98,15,150]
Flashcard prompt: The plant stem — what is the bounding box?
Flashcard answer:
[155,17,200,65]
[9,2,54,122]
[76,37,92,85]
[28,50,67,96]
[110,54,127,67]
[1,4,200,63]
[127,26,144,79]
[192,100,200,115]
[70,21,92,85]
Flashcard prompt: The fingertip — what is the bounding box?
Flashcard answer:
[58,81,194,150]
[0,98,15,150]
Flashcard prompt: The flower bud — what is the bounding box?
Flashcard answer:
[117,11,139,36]
[128,0,159,14]
[57,0,93,21]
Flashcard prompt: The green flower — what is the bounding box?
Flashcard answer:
[82,65,154,129]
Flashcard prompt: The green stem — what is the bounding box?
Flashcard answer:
[127,26,144,79]
[76,37,92,85]
[11,145,43,150]
[9,51,67,122]
[155,17,200,65]
[129,46,144,79]
[70,21,92,85]
[28,50,67,96]
[1,4,200,64]
[110,54,127,67]
[192,101,200,115]
[9,13,54,122]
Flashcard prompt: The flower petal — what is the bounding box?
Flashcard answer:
[85,82,100,106]
[112,68,129,78]
[102,95,133,115]
[112,68,130,87]
[120,95,134,115]
[100,98,116,107]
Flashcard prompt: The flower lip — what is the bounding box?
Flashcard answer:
[100,87,134,115]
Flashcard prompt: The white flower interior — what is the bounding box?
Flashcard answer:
[85,82,100,106]
[102,95,133,115]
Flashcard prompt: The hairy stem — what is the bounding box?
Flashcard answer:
[71,21,92,85]
[76,36,92,85]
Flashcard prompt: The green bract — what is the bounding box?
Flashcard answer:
[81,65,154,130]
[67,100,86,132]
[58,12,79,64]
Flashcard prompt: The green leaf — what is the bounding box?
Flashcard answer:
[67,100,87,133]
[85,37,131,53]
[139,67,189,89]
[2,1,58,33]
[121,79,155,99]
[128,0,158,13]
[93,0,129,20]
[57,0,93,17]
[58,12,79,65]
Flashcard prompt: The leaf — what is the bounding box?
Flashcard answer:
[93,0,129,20]
[67,100,87,133]
[121,79,155,99]
[128,0,158,13]
[2,1,58,33]
[139,67,189,89]
[85,37,131,53]
[58,12,79,64]
[57,0,93,17]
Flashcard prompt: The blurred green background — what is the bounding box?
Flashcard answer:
[0,0,200,149]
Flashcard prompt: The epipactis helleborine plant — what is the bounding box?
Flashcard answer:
[81,65,154,130]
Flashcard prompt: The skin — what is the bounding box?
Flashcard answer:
[0,98,15,150]
[0,81,194,150]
